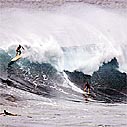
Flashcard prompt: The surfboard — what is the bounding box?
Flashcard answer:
[83,92,96,102]
[11,54,22,62]
[83,91,88,96]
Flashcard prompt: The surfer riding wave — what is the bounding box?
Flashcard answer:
[16,44,24,56]
[8,45,25,66]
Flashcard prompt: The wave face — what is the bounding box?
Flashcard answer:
[0,48,84,101]
[0,3,127,103]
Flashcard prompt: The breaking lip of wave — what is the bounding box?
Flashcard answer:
[0,3,127,74]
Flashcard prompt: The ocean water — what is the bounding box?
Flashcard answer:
[0,1,127,127]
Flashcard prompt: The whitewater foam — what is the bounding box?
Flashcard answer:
[0,4,127,74]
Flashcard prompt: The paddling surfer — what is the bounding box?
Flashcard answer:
[4,110,18,116]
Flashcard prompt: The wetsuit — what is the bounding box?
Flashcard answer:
[4,110,17,116]
[16,45,24,55]
[84,82,90,94]
[4,110,13,115]
[84,82,90,89]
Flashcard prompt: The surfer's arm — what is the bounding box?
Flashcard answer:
[83,85,86,91]
[83,83,87,90]
[0,113,4,115]
[16,47,19,51]
[21,46,25,50]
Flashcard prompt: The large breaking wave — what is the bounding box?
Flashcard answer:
[0,3,127,103]
[0,4,127,74]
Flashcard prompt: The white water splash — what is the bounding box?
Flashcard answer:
[0,4,127,74]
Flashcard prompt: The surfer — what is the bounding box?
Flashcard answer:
[8,45,24,66]
[3,110,18,116]
[16,44,24,56]
[84,81,90,94]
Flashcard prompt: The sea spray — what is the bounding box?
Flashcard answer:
[0,4,127,74]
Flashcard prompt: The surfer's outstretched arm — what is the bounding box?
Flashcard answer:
[21,45,25,50]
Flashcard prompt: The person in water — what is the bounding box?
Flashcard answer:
[4,110,18,116]
[16,44,24,56]
[84,81,90,94]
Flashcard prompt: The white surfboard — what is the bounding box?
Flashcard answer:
[11,54,22,62]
